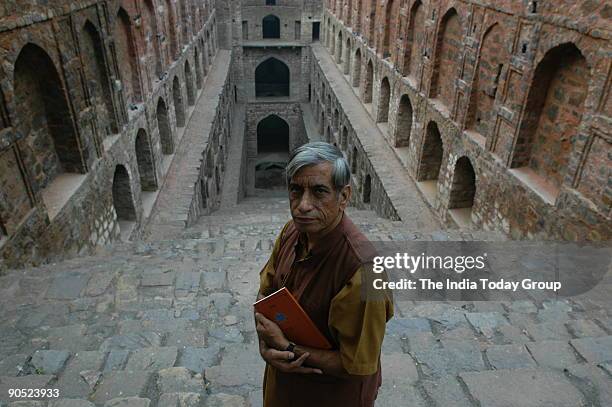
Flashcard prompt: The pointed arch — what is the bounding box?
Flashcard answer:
[382,0,395,59]
[143,0,162,77]
[367,0,376,45]
[165,0,179,61]
[256,114,290,188]
[344,37,351,75]
[337,31,343,63]
[341,125,349,150]
[263,15,281,38]
[172,76,185,127]
[403,0,425,77]
[466,23,508,137]
[430,8,462,109]
[185,60,196,106]
[394,94,413,147]
[449,156,476,209]
[13,43,84,190]
[364,59,374,103]
[377,77,391,122]
[112,164,137,225]
[352,48,362,87]
[135,129,158,191]
[81,20,118,134]
[156,97,174,154]
[194,47,203,89]
[511,43,589,192]
[363,174,372,203]
[115,8,142,105]
[418,121,444,182]
[255,57,290,97]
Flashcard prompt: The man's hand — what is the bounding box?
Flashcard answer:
[259,339,323,375]
[255,312,290,350]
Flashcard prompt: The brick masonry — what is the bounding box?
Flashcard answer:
[321,0,611,240]
[0,0,221,268]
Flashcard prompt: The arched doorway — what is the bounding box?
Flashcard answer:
[194,47,203,89]
[82,21,118,134]
[382,0,394,58]
[377,77,391,123]
[112,164,137,239]
[417,121,444,203]
[363,174,372,203]
[156,98,173,154]
[185,60,196,106]
[164,0,178,60]
[466,23,509,138]
[448,156,476,227]
[418,121,444,182]
[337,31,343,63]
[430,8,461,110]
[352,48,362,88]
[344,38,351,75]
[172,76,185,127]
[511,43,589,197]
[256,115,290,189]
[143,0,162,77]
[395,95,413,147]
[262,15,281,39]
[115,8,142,106]
[341,126,349,151]
[13,43,85,193]
[405,1,425,78]
[135,129,157,191]
[364,60,374,103]
[255,58,290,97]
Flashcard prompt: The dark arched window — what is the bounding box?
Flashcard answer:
[266,0,276,5]
[263,15,280,38]
[255,57,290,97]
[256,114,290,189]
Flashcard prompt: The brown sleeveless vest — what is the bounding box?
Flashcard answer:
[262,212,382,407]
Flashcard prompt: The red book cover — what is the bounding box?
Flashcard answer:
[254,287,332,350]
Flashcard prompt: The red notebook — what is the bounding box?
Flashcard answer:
[254,287,332,350]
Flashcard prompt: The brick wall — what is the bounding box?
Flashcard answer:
[0,0,221,269]
[321,0,610,240]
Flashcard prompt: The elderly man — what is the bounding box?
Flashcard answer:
[255,142,394,406]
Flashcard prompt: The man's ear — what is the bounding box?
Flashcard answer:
[338,184,352,210]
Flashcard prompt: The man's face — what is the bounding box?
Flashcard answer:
[288,162,350,235]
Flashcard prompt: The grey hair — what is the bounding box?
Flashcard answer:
[286,142,351,190]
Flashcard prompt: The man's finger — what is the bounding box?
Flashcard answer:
[265,348,295,361]
[255,312,269,325]
[288,353,323,374]
[289,352,309,367]
[269,357,323,375]
[292,366,323,375]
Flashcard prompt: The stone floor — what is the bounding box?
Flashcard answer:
[0,195,611,406]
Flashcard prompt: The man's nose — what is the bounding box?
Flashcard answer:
[297,191,314,213]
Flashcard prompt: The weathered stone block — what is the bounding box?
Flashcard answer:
[30,350,71,375]
[460,368,585,407]
[124,347,178,372]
